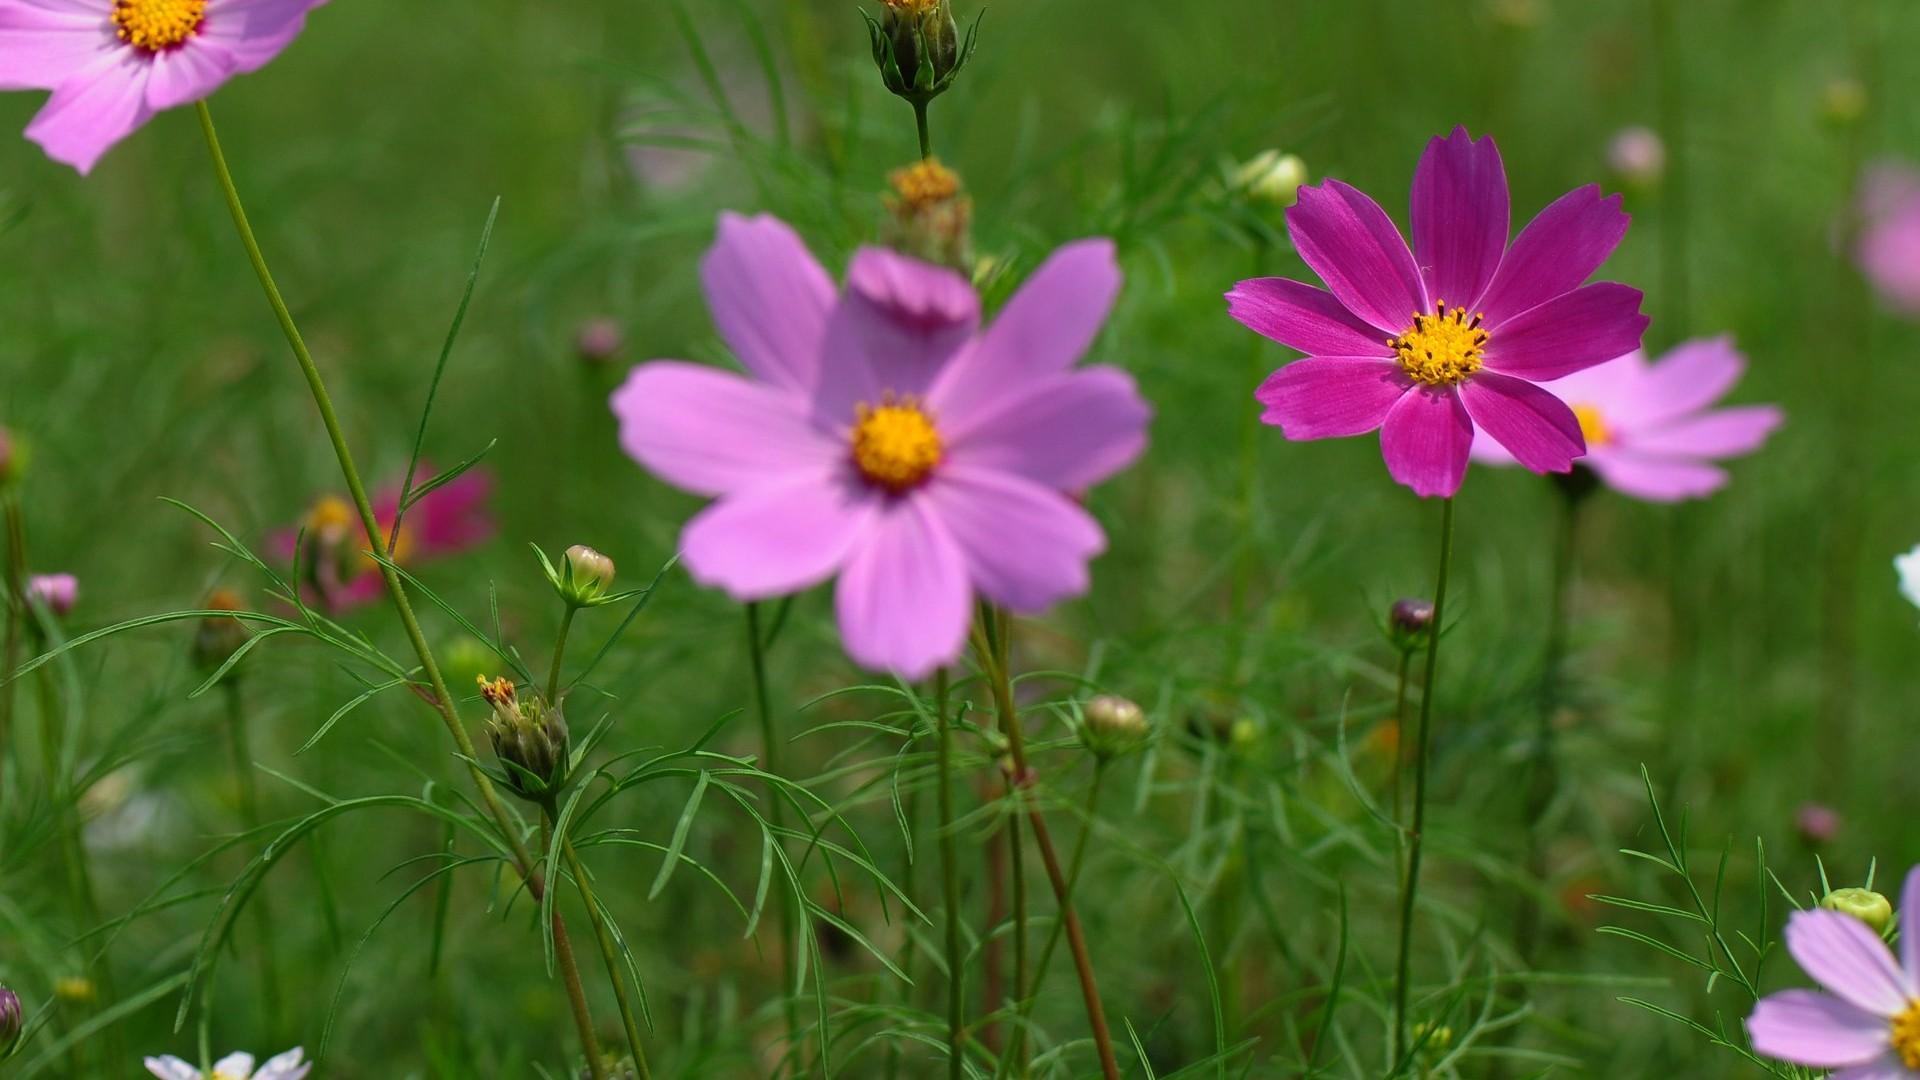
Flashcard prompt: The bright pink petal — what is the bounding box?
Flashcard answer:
[1476,185,1630,325]
[611,361,835,498]
[1627,405,1782,459]
[1379,387,1472,498]
[0,3,113,92]
[942,366,1150,492]
[1458,371,1584,474]
[833,497,972,679]
[1747,991,1892,1068]
[814,248,977,424]
[1286,180,1428,333]
[1901,866,1920,992]
[24,50,152,174]
[681,470,874,601]
[925,465,1104,613]
[1619,335,1745,426]
[1786,909,1910,1017]
[1586,452,1727,502]
[1254,357,1408,439]
[932,238,1120,425]
[1481,283,1648,381]
[1410,126,1508,310]
[409,468,494,554]
[698,212,836,394]
[1225,278,1390,358]
[144,41,236,109]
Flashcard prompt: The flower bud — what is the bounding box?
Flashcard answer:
[1795,802,1841,846]
[1822,887,1893,934]
[574,317,623,364]
[25,573,76,618]
[882,158,974,270]
[1606,126,1666,190]
[1082,694,1149,758]
[480,676,571,805]
[0,986,21,1054]
[866,0,976,106]
[1387,598,1433,652]
[1230,150,1308,209]
[540,544,622,609]
[1823,76,1868,127]
[193,588,251,674]
[51,976,93,1004]
[1411,1020,1454,1055]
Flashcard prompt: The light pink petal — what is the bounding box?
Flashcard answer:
[1476,185,1631,325]
[680,470,874,601]
[1480,283,1648,382]
[932,239,1120,424]
[1379,386,1473,498]
[1830,1057,1917,1080]
[814,248,978,425]
[1586,452,1728,502]
[942,366,1150,492]
[924,465,1104,613]
[24,49,152,174]
[1468,427,1520,467]
[0,4,114,92]
[1285,179,1428,333]
[1225,278,1391,358]
[1617,335,1745,426]
[1747,990,1892,1068]
[1254,357,1408,439]
[1901,865,1920,992]
[834,497,972,680]
[697,212,835,394]
[143,1057,200,1080]
[254,1047,310,1080]
[1410,126,1508,310]
[1786,909,1910,1017]
[611,361,836,498]
[1627,405,1782,459]
[206,0,325,73]
[213,1052,255,1076]
[1458,371,1584,475]
[144,41,237,110]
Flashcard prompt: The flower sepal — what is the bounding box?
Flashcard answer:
[862,1,982,106]
[534,544,649,611]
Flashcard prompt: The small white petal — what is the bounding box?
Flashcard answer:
[144,1057,203,1080]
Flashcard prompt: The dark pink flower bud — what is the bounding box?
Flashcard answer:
[26,573,76,617]
[1796,802,1841,846]
[575,318,623,364]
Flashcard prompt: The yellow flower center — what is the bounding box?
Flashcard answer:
[890,158,962,210]
[1389,301,1488,387]
[111,0,207,51]
[305,495,415,568]
[851,396,943,493]
[882,0,942,12]
[1894,1001,1920,1069]
[1572,404,1612,448]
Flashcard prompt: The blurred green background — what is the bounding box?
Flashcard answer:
[1,0,1915,1074]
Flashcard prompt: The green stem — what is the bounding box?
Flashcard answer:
[914,100,933,160]
[547,605,577,706]
[1,496,21,795]
[543,817,608,1080]
[744,603,800,1068]
[935,669,964,1080]
[1391,648,1413,896]
[1392,497,1456,1069]
[1003,785,1028,1073]
[562,836,653,1080]
[222,680,282,1032]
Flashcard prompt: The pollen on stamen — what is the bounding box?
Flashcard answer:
[111,0,208,52]
[850,394,944,493]
[1389,299,1489,387]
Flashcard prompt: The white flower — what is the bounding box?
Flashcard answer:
[144,1047,310,1080]
[1898,544,1920,615]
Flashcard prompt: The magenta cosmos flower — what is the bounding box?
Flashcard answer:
[1747,867,1920,1077]
[1469,336,1782,501]
[1227,126,1648,498]
[0,0,327,174]
[1857,161,1920,316]
[612,214,1150,679]
[271,466,494,612]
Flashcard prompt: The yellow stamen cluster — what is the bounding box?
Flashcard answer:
[1572,404,1613,448]
[111,0,207,52]
[1893,1001,1920,1069]
[477,674,517,707]
[890,158,961,210]
[306,495,355,541]
[881,0,942,12]
[851,396,943,492]
[1389,301,1488,387]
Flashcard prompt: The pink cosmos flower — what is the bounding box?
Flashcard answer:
[1227,126,1648,498]
[0,0,327,174]
[25,572,77,616]
[1858,161,1920,315]
[271,467,494,612]
[612,213,1150,679]
[1468,336,1782,501]
[1747,866,1920,1077]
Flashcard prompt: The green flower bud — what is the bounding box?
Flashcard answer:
[1411,1020,1454,1057]
[1082,694,1149,759]
[865,0,979,107]
[1230,150,1308,209]
[1822,887,1894,934]
[537,543,623,609]
[480,676,572,806]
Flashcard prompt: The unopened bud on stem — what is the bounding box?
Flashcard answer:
[1387,598,1433,653]
[480,676,572,805]
[1822,887,1893,934]
[1082,694,1150,759]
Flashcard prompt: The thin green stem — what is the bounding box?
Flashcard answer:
[547,605,577,706]
[1004,785,1028,1074]
[0,496,21,795]
[1393,497,1456,1069]
[914,100,933,160]
[222,680,282,1032]
[543,818,608,1080]
[562,836,653,1080]
[935,669,964,1080]
[744,602,800,1068]
[1391,648,1413,897]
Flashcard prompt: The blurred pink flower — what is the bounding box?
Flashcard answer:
[1857,161,1920,315]
[1228,126,1647,498]
[1747,866,1920,1076]
[1470,336,1782,501]
[612,213,1150,678]
[25,572,76,616]
[1796,802,1841,846]
[272,466,493,612]
[0,0,328,174]
[1606,126,1665,187]
[575,317,623,364]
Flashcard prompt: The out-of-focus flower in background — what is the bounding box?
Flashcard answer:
[145,1047,311,1080]
[1895,544,1920,616]
[1796,802,1842,846]
[575,317,624,364]
[272,467,494,612]
[1605,126,1665,190]
[25,572,77,617]
[1856,160,1920,315]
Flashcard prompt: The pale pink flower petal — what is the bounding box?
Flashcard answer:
[611,361,836,498]
[813,248,977,423]
[1585,453,1728,502]
[212,1053,256,1077]
[1900,866,1920,991]
[1457,371,1583,474]
[942,367,1150,491]
[1621,335,1745,426]
[1254,357,1408,439]
[0,1,112,91]
[1786,909,1911,1017]
[833,499,972,680]
[1830,1058,1916,1080]
[144,42,236,110]
[680,471,874,601]
[699,212,836,394]
[24,50,151,175]
[1626,405,1783,458]
[143,1057,199,1080]
[1748,990,1892,1067]
[201,0,323,73]
[925,465,1103,613]
[1380,387,1472,498]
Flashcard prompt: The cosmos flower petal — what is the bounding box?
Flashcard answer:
[1629,405,1783,459]
[144,41,238,110]
[1410,126,1508,310]
[203,0,326,73]
[1748,990,1893,1068]
[943,366,1151,491]
[927,465,1104,613]
[834,497,972,681]
[813,248,978,424]
[1584,452,1728,502]
[1254,357,1408,439]
[680,470,874,601]
[0,5,113,92]
[1786,909,1911,1017]
[1476,184,1630,325]
[611,361,836,498]
[1468,427,1520,467]
[24,50,153,175]
[1480,282,1648,382]
[1897,545,1920,615]
[213,1052,256,1077]
[1225,278,1391,358]
[934,238,1121,423]
[1830,1056,1918,1080]
[1379,386,1473,498]
[1458,371,1584,474]
[1901,866,1920,994]
[1620,335,1746,426]
[253,1046,311,1080]
[143,1057,200,1080]
[699,212,837,394]
[1286,179,1429,333]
